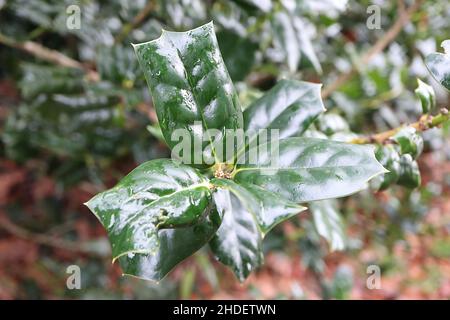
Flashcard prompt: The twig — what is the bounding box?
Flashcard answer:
[0,32,99,81]
[350,108,449,144]
[321,0,422,99]
[0,215,109,258]
[115,1,155,43]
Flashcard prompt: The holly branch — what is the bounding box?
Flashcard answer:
[351,108,449,144]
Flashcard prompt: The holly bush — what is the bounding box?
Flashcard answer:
[1,0,449,297]
[85,22,449,282]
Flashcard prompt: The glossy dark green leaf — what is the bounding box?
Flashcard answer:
[117,208,220,282]
[239,182,306,235]
[425,40,450,91]
[392,127,423,159]
[133,22,243,166]
[374,145,401,191]
[217,30,258,81]
[317,113,350,136]
[234,138,386,203]
[210,178,259,213]
[273,11,300,73]
[310,199,346,251]
[209,179,263,282]
[415,79,436,114]
[397,154,421,188]
[233,0,272,12]
[85,159,215,281]
[211,178,305,236]
[292,18,322,74]
[19,64,84,99]
[272,12,321,73]
[243,79,325,140]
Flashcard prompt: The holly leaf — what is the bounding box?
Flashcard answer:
[133,22,243,167]
[235,138,386,203]
[415,79,436,114]
[209,180,263,282]
[310,199,346,251]
[117,209,220,282]
[292,17,322,74]
[238,182,306,235]
[374,145,401,191]
[243,79,325,140]
[273,11,301,73]
[397,154,421,188]
[217,30,258,81]
[272,12,322,73]
[425,39,450,91]
[211,178,305,236]
[209,178,303,280]
[392,127,423,159]
[85,159,215,281]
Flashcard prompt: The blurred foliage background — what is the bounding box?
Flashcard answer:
[0,0,450,299]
